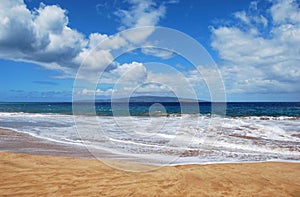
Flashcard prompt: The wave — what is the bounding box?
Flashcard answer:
[0,112,299,165]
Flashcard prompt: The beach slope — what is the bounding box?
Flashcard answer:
[0,152,299,196]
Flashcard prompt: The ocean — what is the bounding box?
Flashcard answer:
[0,102,299,165]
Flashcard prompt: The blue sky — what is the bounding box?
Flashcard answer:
[0,0,299,102]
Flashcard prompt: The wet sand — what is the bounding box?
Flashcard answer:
[0,128,299,196]
[0,128,92,158]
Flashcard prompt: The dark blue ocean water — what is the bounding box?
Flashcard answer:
[0,102,299,117]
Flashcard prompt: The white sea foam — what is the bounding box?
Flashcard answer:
[0,112,299,165]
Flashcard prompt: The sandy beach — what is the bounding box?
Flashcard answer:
[0,129,299,196]
[0,152,299,196]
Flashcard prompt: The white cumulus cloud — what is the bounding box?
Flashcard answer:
[0,0,86,74]
[211,0,300,96]
[0,0,168,81]
[115,0,166,29]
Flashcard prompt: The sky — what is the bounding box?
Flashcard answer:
[0,0,299,102]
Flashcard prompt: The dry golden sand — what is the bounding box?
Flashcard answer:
[0,152,299,196]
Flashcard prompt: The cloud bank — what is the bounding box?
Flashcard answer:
[0,0,167,78]
[211,0,300,96]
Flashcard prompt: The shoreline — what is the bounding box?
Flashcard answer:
[0,128,93,159]
[1,127,299,166]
